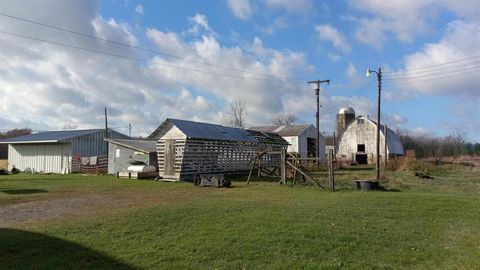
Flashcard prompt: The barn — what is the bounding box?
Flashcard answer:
[148,118,288,181]
[0,129,129,174]
[336,115,405,165]
[106,138,157,175]
[249,124,325,159]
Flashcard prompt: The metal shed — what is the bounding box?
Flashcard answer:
[0,129,129,174]
[336,116,405,165]
[249,124,325,159]
[148,118,288,181]
[106,138,157,174]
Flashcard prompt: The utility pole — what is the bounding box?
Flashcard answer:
[307,79,330,167]
[104,107,108,139]
[366,68,382,182]
[128,123,132,137]
[375,68,382,182]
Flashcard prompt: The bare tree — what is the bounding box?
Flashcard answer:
[273,113,298,126]
[451,130,467,156]
[225,98,247,128]
[62,124,77,130]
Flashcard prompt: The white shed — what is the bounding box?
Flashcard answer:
[336,116,405,164]
[0,129,129,174]
[249,124,325,159]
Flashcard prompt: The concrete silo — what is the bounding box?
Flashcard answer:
[337,107,355,135]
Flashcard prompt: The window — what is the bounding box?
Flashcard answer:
[115,149,120,158]
[357,144,365,152]
[357,119,364,124]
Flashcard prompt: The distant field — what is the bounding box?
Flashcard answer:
[1,163,480,269]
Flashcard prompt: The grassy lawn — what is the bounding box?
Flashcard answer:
[1,164,480,269]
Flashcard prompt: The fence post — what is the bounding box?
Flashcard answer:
[280,148,286,184]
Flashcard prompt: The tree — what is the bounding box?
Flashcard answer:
[225,99,247,128]
[0,128,32,139]
[273,113,298,126]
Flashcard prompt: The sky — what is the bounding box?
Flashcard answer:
[0,0,479,141]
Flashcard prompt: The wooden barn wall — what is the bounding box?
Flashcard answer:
[157,138,285,180]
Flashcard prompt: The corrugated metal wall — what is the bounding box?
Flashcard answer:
[8,143,71,173]
[67,130,130,157]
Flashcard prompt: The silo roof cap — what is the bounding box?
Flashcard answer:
[338,107,355,115]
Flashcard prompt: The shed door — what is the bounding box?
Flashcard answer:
[164,139,175,175]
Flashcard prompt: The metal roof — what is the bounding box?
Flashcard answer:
[0,129,122,144]
[338,107,355,115]
[106,138,157,153]
[249,124,313,136]
[150,118,258,143]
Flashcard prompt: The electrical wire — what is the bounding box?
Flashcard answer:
[383,68,480,84]
[382,54,480,74]
[383,65,480,80]
[0,12,308,82]
[324,80,376,115]
[383,61,480,77]
[0,29,309,83]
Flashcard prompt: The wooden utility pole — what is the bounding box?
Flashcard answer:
[384,124,388,169]
[307,79,330,167]
[375,68,382,182]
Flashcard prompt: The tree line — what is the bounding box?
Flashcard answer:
[399,131,480,158]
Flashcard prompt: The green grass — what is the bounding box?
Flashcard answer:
[1,165,480,269]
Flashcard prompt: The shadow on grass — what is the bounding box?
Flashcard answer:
[1,189,48,195]
[0,228,137,270]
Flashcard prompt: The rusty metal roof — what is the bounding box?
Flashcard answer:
[249,124,313,136]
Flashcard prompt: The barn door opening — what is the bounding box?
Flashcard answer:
[356,154,368,164]
[164,139,175,175]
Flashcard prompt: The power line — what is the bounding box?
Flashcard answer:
[382,54,480,73]
[0,12,308,82]
[324,80,376,115]
[0,29,308,83]
[383,65,480,80]
[383,61,480,77]
[383,68,480,84]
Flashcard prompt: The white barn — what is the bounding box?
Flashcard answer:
[336,116,405,164]
[0,129,129,174]
[249,124,325,159]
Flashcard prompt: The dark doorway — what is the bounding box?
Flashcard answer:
[357,144,365,152]
[307,138,316,157]
[356,154,368,164]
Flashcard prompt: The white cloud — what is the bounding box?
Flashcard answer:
[0,3,317,135]
[315,24,351,53]
[347,0,480,48]
[187,13,216,36]
[264,0,313,15]
[346,62,360,82]
[390,20,480,100]
[135,4,144,15]
[227,0,253,20]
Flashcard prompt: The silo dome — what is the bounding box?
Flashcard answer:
[338,107,355,115]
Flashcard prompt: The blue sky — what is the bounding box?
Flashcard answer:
[0,0,479,141]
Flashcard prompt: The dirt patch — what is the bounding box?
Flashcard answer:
[0,188,206,227]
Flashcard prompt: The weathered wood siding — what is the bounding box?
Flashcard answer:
[337,116,387,164]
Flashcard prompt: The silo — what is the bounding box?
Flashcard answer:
[337,107,355,134]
